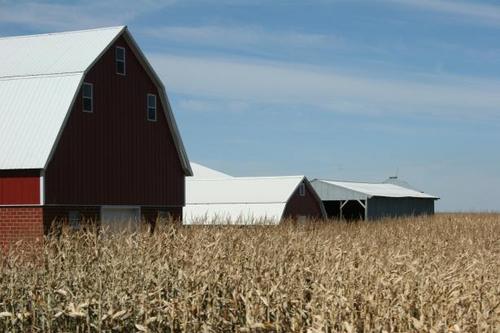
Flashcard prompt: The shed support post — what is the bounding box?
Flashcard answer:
[364,199,368,221]
[340,200,348,221]
[356,199,368,222]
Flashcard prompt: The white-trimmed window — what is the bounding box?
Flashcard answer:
[299,183,306,197]
[82,82,93,113]
[115,46,126,75]
[147,94,157,121]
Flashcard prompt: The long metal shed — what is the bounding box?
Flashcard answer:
[185,163,326,224]
[310,179,439,220]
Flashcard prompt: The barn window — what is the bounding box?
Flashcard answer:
[147,94,157,121]
[82,83,93,113]
[68,211,81,230]
[115,46,126,75]
[299,183,306,196]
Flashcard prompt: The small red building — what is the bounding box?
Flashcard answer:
[0,26,192,245]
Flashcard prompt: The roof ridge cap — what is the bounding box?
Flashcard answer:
[188,175,305,181]
[0,26,125,41]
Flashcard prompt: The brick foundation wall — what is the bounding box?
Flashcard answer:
[0,207,43,247]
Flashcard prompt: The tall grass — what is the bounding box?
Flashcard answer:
[0,214,499,332]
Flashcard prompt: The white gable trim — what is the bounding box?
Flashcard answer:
[39,176,45,205]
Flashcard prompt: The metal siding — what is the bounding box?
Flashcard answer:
[184,203,287,225]
[367,197,435,220]
[0,176,40,205]
[0,26,124,77]
[0,74,83,169]
[186,176,305,204]
[283,180,325,219]
[190,162,232,179]
[313,180,438,199]
[311,180,367,201]
[44,36,185,207]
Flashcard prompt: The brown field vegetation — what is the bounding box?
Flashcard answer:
[0,214,499,332]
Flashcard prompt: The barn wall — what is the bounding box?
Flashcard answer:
[0,207,43,247]
[142,206,182,232]
[44,35,185,207]
[0,170,41,205]
[43,206,180,233]
[367,197,435,220]
[283,181,325,220]
[43,206,100,234]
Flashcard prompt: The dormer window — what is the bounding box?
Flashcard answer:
[82,82,93,113]
[147,94,157,121]
[299,183,306,197]
[115,46,126,75]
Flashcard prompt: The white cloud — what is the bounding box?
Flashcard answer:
[141,25,336,52]
[151,54,500,118]
[386,0,500,24]
[177,98,251,113]
[0,0,177,30]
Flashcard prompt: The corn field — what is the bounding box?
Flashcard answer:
[0,214,499,332]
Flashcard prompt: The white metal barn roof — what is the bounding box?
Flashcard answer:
[0,26,192,174]
[185,169,307,224]
[0,74,82,169]
[0,26,124,77]
[190,162,232,179]
[311,179,438,201]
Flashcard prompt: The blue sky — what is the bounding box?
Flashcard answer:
[1,0,499,211]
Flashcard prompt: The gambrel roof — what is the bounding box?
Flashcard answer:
[0,26,192,175]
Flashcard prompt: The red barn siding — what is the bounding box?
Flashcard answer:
[142,206,182,222]
[0,207,43,247]
[0,170,41,205]
[43,206,100,233]
[283,181,324,219]
[44,36,185,207]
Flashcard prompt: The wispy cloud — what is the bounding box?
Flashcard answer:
[386,0,500,24]
[0,0,177,31]
[151,54,500,118]
[177,98,252,113]
[141,25,336,54]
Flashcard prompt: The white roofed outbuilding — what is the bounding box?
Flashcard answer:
[185,163,326,224]
[311,179,438,221]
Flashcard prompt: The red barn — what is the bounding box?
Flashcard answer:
[0,26,192,245]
